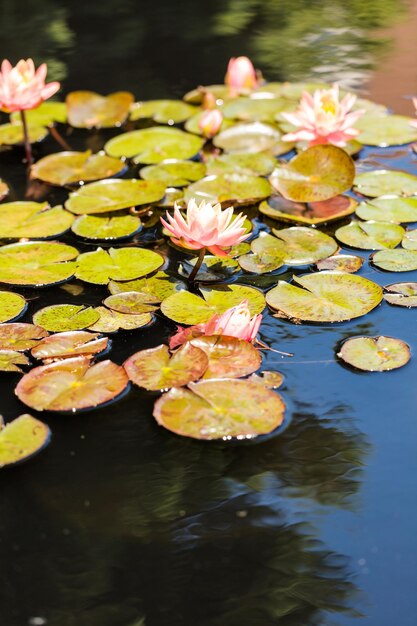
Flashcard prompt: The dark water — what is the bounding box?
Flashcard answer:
[1,2,417,625]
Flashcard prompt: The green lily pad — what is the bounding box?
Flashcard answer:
[401,229,417,250]
[15,356,129,412]
[338,336,411,371]
[124,342,208,390]
[184,173,271,206]
[355,196,417,223]
[354,170,417,197]
[31,151,126,186]
[238,250,285,274]
[65,178,166,215]
[0,292,27,323]
[213,122,293,156]
[252,227,338,266]
[270,145,355,202]
[103,291,159,314]
[0,414,51,468]
[183,84,232,104]
[10,101,67,126]
[190,336,261,379]
[161,284,265,325]
[335,220,404,250]
[130,100,198,124]
[221,97,287,123]
[31,331,109,361]
[0,122,48,146]
[315,254,364,273]
[355,114,417,147]
[108,271,186,301]
[0,241,78,287]
[71,214,141,240]
[33,304,99,333]
[66,91,134,128]
[383,282,417,307]
[0,350,29,372]
[153,378,286,440]
[0,202,74,239]
[89,306,153,333]
[206,152,276,177]
[0,323,48,351]
[371,249,417,272]
[259,194,357,225]
[140,160,206,187]
[266,272,383,323]
[75,247,164,285]
[0,179,9,201]
[105,127,204,164]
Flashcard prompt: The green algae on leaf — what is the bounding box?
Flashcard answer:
[371,249,417,272]
[355,196,417,223]
[75,247,164,285]
[259,194,357,225]
[130,99,198,124]
[383,282,417,307]
[0,292,27,323]
[0,202,74,239]
[206,152,276,177]
[15,357,129,412]
[0,323,48,351]
[0,122,48,146]
[0,241,78,287]
[33,304,100,332]
[65,178,166,215]
[103,291,159,315]
[108,271,186,301]
[190,336,262,379]
[31,331,109,361]
[315,254,364,273]
[153,378,286,440]
[338,335,411,371]
[184,173,271,206]
[10,101,67,126]
[0,350,29,372]
[88,306,153,333]
[105,127,204,164]
[66,91,134,128]
[335,221,404,250]
[213,121,293,155]
[124,342,208,390]
[266,272,383,323]
[355,114,417,147]
[0,414,51,468]
[270,145,355,202]
[140,160,206,187]
[354,169,417,197]
[71,214,142,240]
[31,151,126,186]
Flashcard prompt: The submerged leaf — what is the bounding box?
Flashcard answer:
[338,336,411,371]
[33,305,100,332]
[31,151,126,186]
[31,331,109,361]
[66,91,134,128]
[0,202,74,239]
[190,336,262,379]
[0,414,51,468]
[75,247,164,284]
[0,241,78,287]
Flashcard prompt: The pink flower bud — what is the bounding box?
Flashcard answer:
[198,109,223,138]
[225,56,258,91]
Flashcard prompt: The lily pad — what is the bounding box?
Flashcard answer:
[105,127,204,164]
[266,272,383,323]
[0,180,9,201]
[140,160,206,187]
[10,101,67,126]
[190,336,261,379]
[183,84,232,104]
[371,249,417,272]
[179,255,239,282]
[252,227,338,266]
[355,196,417,223]
[65,179,166,215]
[33,304,99,332]
[0,292,27,323]
[71,214,141,240]
[75,247,164,285]
[15,356,129,412]
[238,250,285,274]
[206,152,276,177]
[108,271,186,301]
[213,122,293,156]
[0,241,78,287]
[103,291,159,314]
[161,284,265,325]
[31,331,109,361]
[315,254,364,273]
[221,97,287,123]
[130,100,197,124]
[259,194,357,225]
[0,323,48,351]
[383,282,417,307]
[0,414,51,468]
[248,370,284,388]
[124,342,208,390]
[89,306,153,333]
[31,151,126,186]
[0,202,74,239]
[338,336,411,371]
[355,114,417,147]
[66,91,134,128]
[401,229,417,250]
[354,170,417,197]
[0,122,48,146]
[153,378,286,440]
[270,145,355,202]
[0,350,29,372]
[184,173,271,206]
[335,221,404,250]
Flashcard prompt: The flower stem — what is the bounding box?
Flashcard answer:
[20,110,33,167]
[188,247,206,283]
[49,125,71,150]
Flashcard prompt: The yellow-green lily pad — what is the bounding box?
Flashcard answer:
[89,306,153,333]
[0,202,74,239]
[0,350,29,372]
[371,249,417,272]
[75,247,164,285]
[355,196,417,223]
[335,221,404,250]
[0,292,28,323]
[184,173,271,206]
[315,254,364,273]
[238,250,285,274]
[0,241,78,287]
[0,323,48,350]
[213,122,293,156]
[252,227,338,266]
[354,169,417,197]
[0,414,51,468]
[190,336,262,379]
[66,91,134,128]
[33,304,100,332]
[30,150,126,186]
[183,84,232,104]
[10,101,67,126]
[401,229,417,250]
[355,114,417,147]
[108,271,186,301]
[0,122,48,146]
[31,331,109,361]
[259,194,357,225]
[383,282,417,307]
[71,214,141,240]
[140,160,206,187]
[130,100,198,124]
[221,97,287,123]
[338,335,411,371]
[103,291,159,314]
[206,152,276,177]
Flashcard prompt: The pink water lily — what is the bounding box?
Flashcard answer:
[225,56,258,92]
[198,109,223,138]
[282,85,365,147]
[0,59,60,113]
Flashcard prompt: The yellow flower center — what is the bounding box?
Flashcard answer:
[320,95,337,115]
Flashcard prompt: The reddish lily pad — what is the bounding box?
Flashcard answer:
[371,249,417,272]
[103,291,159,315]
[0,323,48,351]
[33,305,100,332]
[31,151,126,186]
[75,247,164,285]
[315,254,364,273]
[338,336,411,371]
[0,350,29,372]
[31,331,109,361]
[190,336,262,379]
[0,292,27,323]
[153,378,286,440]
[0,241,78,287]
[259,194,357,225]
[66,91,134,128]
[0,414,51,468]
[15,357,129,412]
[335,221,404,250]
[124,342,208,390]
[0,202,74,239]
[383,282,417,307]
[89,307,153,333]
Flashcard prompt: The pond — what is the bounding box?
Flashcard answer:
[1,1,417,625]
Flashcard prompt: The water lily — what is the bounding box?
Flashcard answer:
[0,59,60,165]
[225,56,258,92]
[198,109,223,138]
[281,85,364,147]
[161,199,248,280]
